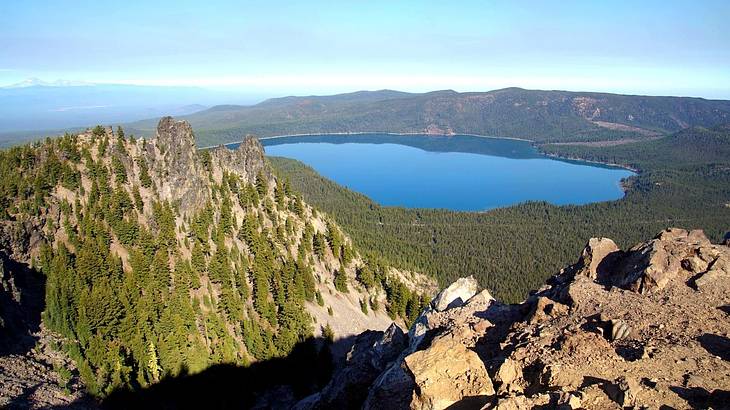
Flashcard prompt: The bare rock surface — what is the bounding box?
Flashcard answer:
[0,328,95,409]
[296,228,730,409]
[148,118,269,217]
[210,136,270,184]
[151,116,208,214]
[430,275,479,312]
[574,237,620,280]
[295,324,407,410]
[405,332,494,409]
[485,228,730,409]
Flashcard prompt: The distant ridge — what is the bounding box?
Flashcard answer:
[2,77,96,88]
[126,87,730,147]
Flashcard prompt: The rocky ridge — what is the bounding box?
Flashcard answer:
[0,118,434,408]
[298,228,730,409]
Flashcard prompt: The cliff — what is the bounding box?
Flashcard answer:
[298,228,730,409]
[0,118,433,408]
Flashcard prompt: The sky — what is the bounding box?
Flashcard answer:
[1,0,729,98]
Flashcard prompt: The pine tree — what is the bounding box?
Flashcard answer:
[147,340,161,383]
[255,171,269,197]
[136,156,152,188]
[322,323,334,342]
[333,269,348,293]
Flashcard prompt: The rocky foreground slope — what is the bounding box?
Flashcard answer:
[298,228,730,409]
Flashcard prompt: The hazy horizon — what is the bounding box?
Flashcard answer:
[3,80,730,102]
[2,1,729,99]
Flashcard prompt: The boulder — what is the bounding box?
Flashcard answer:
[698,245,722,263]
[528,296,569,324]
[613,239,681,293]
[495,358,523,393]
[430,276,478,312]
[655,227,690,241]
[467,288,495,307]
[540,363,583,391]
[694,256,730,289]
[575,237,621,280]
[605,376,640,407]
[409,286,496,352]
[556,391,582,409]
[687,229,711,245]
[371,323,408,368]
[404,332,494,409]
[681,256,709,274]
[655,228,709,246]
[495,394,532,410]
[362,362,416,410]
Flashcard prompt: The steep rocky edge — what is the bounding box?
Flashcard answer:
[0,117,434,408]
[298,228,730,409]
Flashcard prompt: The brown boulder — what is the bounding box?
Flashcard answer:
[575,238,621,280]
[681,256,709,274]
[527,297,569,324]
[495,358,523,394]
[687,229,711,245]
[404,333,494,409]
[654,227,690,241]
[694,256,730,289]
[613,239,682,294]
[494,394,533,410]
[605,376,640,407]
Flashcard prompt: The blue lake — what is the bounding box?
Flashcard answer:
[236,134,635,211]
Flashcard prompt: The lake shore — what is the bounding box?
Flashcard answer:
[200,130,534,150]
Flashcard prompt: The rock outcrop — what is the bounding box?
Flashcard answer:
[405,333,494,409]
[430,276,479,312]
[151,117,208,214]
[297,228,730,409]
[563,228,724,294]
[150,117,269,216]
[210,136,270,184]
[295,324,407,409]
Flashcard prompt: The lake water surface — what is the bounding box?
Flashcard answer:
[236,134,635,211]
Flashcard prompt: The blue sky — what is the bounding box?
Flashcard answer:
[1,0,729,98]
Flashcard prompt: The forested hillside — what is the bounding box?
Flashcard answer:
[0,118,430,403]
[269,125,730,302]
[128,88,730,147]
[542,124,730,170]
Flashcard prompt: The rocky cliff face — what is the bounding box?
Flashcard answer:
[149,117,209,214]
[209,136,270,185]
[148,117,270,215]
[298,228,730,409]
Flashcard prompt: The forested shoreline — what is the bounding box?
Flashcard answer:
[269,125,730,303]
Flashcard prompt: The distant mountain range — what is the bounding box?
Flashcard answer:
[125,88,730,147]
[5,86,730,149]
[0,80,267,144]
[2,77,96,88]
